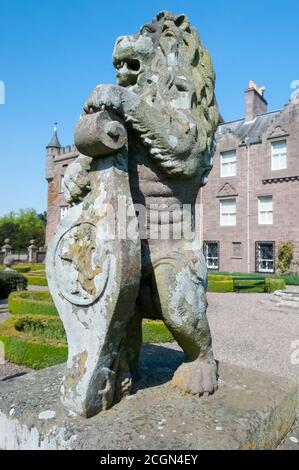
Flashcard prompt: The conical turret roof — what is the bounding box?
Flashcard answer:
[46,122,61,149]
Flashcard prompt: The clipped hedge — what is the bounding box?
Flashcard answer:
[23,267,47,287]
[208,273,286,293]
[208,275,233,282]
[282,274,299,286]
[11,266,31,274]
[211,272,266,278]
[25,273,48,287]
[8,291,58,316]
[15,264,45,272]
[0,271,28,299]
[0,315,67,370]
[208,280,234,293]
[0,287,174,369]
[27,264,45,271]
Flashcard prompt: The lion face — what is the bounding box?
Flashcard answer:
[113,11,219,180]
[113,34,154,87]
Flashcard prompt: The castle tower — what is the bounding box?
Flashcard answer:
[46,123,61,181]
[45,123,62,247]
[45,123,79,247]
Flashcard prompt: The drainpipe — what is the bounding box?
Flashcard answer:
[198,187,204,248]
[245,137,251,273]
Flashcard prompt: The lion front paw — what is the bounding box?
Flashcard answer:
[172,358,218,397]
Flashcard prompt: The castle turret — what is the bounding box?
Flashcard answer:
[46,123,61,181]
[46,122,61,151]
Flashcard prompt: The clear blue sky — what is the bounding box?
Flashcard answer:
[0,0,298,216]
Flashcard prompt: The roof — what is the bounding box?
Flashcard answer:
[216,110,281,145]
[46,123,61,149]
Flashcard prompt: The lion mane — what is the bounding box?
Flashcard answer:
[113,11,219,180]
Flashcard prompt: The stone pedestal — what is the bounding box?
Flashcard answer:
[27,240,38,263]
[0,345,297,450]
[1,239,12,258]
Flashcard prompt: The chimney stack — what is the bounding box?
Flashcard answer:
[245,80,267,122]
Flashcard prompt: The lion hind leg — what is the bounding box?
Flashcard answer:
[153,249,218,397]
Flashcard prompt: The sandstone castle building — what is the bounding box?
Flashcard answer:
[45,82,299,274]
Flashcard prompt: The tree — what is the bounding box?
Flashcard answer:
[0,209,46,252]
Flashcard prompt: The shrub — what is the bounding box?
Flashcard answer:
[0,271,28,299]
[8,291,58,316]
[14,316,66,341]
[208,280,234,293]
[278,241,294,274]
[265,278,286,293]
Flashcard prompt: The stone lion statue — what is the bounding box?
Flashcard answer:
[48,11,219,418]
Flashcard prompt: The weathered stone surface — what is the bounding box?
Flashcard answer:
[46,111,141,418]
[46,11,220,418]
[0,348,297,450]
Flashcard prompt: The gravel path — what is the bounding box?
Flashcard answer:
[27,285,49,292]
[0,299,10,324]
[207,291,299,386]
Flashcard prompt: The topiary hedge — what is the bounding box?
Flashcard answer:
[208,280,234,293]
[8,291,58,316]
[281,274,299,286]
[0,271,28,299]
[208,275,233,282]
[14,264,45,272]
[25,272,48,287]
[11,266,31,273]
[0,315,68,369]
[21,265,47,287]
[0,288,174,369]
[207,275,286,293]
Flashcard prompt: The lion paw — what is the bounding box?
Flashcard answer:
[172,359,218,397]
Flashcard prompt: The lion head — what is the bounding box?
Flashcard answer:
[112,11,219,181]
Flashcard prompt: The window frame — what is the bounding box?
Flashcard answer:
[220,150,237,178]
[255,241,275,274]
[60,206,68,220]
[203,241,220,272]
[258,196,273,225]
[271,139,287,171]
[220,198,237,226]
